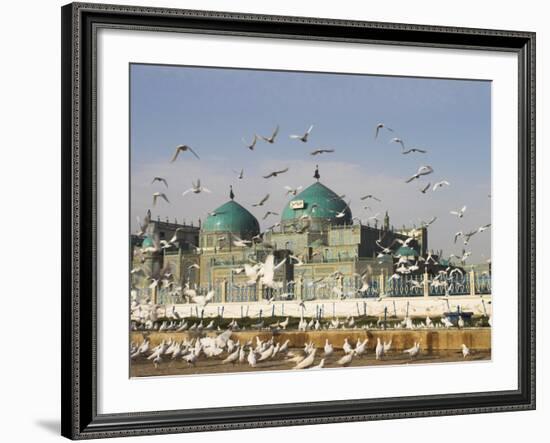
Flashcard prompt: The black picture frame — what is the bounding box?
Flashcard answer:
[61,2,536,439]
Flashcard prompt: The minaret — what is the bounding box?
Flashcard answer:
[229,185,235,200]
[313,164,320,181]
[384,211,390,231]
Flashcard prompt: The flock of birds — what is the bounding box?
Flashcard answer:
[131,120,492,375]
[144,120,491,271]
[132,242,488,309]
[148,123,351,226]
[132,122,494,323]
[132,245,288,304]
[131,305,487,333]
[131,322,473,372]
[371,123,491,272]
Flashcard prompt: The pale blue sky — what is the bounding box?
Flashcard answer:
[130,63,491,263]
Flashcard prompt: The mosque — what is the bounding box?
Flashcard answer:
[132,168,432,300]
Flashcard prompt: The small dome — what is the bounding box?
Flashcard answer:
[396,246,419,257]
[281,182,352,225]
[378,254,393,264]
[141,236,154,248]
[202,200,260,237]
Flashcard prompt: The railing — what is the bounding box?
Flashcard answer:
[260,281,297,301]
[133,283,223,305]
[387,274,424,297]
[302,277,379,300]
[226,284,258,303]
[132,270,491,304]
[447,273,471,295]
[475,273,492,294]
[310,256,359,263]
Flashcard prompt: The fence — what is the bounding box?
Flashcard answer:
[387,274,424,297]
[386,272,478,297]
[475,273,491,294]
[133,270,491,304]
[133,283,222,305]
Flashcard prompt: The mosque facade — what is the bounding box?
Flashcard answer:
[132,174,436,301]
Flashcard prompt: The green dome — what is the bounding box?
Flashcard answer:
[202,200,260,237]
[396,246,419,257]
[141,236,153,248]
[281,182,352,225]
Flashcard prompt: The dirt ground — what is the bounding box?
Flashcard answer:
[130,348,491,377]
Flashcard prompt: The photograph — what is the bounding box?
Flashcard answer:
[128,64,493,377]
[57,1,537,439]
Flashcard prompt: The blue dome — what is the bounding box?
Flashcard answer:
[202,200,260,237]
[281,182,352,225]
[396,246,419,257]
[141,236,154,248]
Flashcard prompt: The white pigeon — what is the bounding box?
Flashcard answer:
[312,358,325,369]
[204,320,215,330]
[153,354,162,368]
[290,125,314,142]
[191,291,215,308]
[238,346,246,363]
[403,342,421,359]
[260,254,286,289]
[233,234,252,248]
[342,338,353,354]
[374,122,393,139]
[284,185,303,196]
[171,343,183,359]
[450,205,467,218]
[389,137,406,149]
[130,339,150,359]
[337,351,355,367]
[279,339,290,354]
[222,347,240,364]
[215,329,233,349]
[170,144,199,162]
[247,349,257,367]
[183,350,198,366]
[462,343,470,358]
[252,193,270,207]
[375,337,384,360]
[202,345,223,358]
[258,345,275,362]
[152,192,170,206]
[355,339,369,357]
[294,349,317,369]
[259,125,280,144]
[324,339,334,357]
[405,165,434,183]
[432,180,450,191]
[151,176,168,187]
[181,179,211,196]
[478,223,492,233]
[242,135,258,150]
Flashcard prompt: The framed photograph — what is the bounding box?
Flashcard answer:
[61,2,536,439]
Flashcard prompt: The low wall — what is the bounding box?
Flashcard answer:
[161,295,492,319]
[131,328,491,352]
